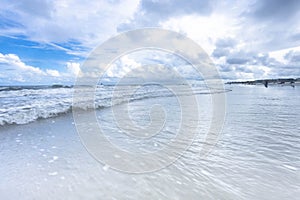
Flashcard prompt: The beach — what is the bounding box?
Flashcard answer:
[0,85,300,199]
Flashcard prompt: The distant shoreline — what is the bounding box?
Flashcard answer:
[226,78,300,88]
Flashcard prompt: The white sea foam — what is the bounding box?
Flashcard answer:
[0,83,226,125]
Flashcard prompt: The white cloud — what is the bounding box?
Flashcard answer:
[46,69,60,77]
[105,55,141,78]
[1,0,300,81]
[117,0,300,80]
[0,53,45,75]
[161,13,238,55]
[66,62,81,76]
[101,51,203,83]
[0,53,82,84]
[0,0,140,54]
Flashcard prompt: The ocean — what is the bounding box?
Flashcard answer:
[0,83,299,199]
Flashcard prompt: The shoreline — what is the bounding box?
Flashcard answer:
[226,78,300,87]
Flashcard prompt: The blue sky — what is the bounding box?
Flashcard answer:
[1,0,300,85]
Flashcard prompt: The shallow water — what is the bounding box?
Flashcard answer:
[0,85,299,199]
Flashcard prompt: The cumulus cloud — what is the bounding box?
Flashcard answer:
[212,37,237,58]
[239,0,300,51]
[271,50,300,77]
[46,69,60,77]
[106,55,142,78]
[66,62,81,76]
[216,48,300,80]
[284,51,300,63]
[101,50,204,83]
[0,53,44,75]
[118,0,213,31]
[0,53,79,84]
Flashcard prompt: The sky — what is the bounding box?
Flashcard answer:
[0,0,300,85]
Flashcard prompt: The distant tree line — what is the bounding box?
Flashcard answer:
[226,78,299,88]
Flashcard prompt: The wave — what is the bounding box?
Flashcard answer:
[0,85,230,126]
[0,107,73,126]
[0,84,72,92]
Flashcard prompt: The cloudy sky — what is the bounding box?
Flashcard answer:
[1,0,300,84]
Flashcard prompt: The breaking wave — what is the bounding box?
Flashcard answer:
[0,84,230,125]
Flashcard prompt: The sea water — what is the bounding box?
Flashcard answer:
[0,84,299,199]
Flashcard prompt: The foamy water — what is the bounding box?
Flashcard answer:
[0,83,224,125]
